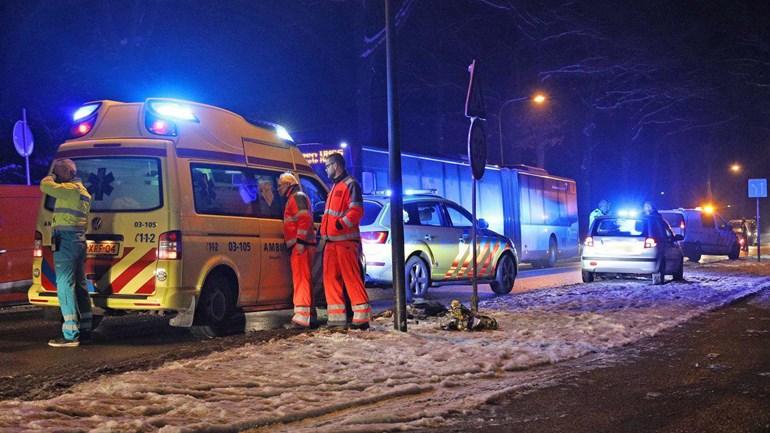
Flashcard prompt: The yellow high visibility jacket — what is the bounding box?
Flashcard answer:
[40,176,92,231]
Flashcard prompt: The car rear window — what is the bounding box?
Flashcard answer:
[661,212,684,228]
[592,218,647,237]
[361,201,383,226]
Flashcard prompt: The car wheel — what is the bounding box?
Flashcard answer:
[581,269,594,283]
[192,273,237,338]
[728,242,740,260]
[490,253,516,295]
[652,259,665,285]
[405,256,430,300]
[673,257,684,281]
[687,243,702,263]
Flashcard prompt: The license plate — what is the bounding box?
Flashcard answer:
[87,241,120,256]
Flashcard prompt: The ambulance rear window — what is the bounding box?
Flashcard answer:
[45,157,162,212]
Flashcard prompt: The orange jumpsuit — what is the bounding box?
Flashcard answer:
[321,172,371,327]
[283,186,316,327]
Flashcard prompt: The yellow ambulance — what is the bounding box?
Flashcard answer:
[28,99,329,337]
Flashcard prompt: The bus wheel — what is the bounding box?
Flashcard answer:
[491,253,516,295]
[546,237,558,268]
[192,274,236,338]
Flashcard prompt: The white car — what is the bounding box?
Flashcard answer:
[582,214,684,285]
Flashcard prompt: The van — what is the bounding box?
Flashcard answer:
[28,99,329,336]
[0,185,41,305]
[660,208,740,262]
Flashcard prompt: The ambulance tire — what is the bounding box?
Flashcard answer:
[491,253,516,295]
[192,273,236,338]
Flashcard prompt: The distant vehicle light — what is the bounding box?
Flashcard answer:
[584,236,594,247]
[644,237,657,248]
[72,103,100,122]
[275,125,294,142]
[148,101,198,122]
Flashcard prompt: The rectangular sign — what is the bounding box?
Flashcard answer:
[748,178,767,198]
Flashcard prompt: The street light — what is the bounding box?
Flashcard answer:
[497,92,548,166]
[730,163,741,173]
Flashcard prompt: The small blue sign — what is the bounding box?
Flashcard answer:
[748,178,767,198]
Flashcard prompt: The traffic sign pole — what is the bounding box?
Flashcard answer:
[22,109,30,185]
[757,198,761,262]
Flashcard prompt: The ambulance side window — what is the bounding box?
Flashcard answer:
[300,176,328,223]
[191,164,264,217]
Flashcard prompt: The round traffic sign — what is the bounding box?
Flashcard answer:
[13,121,34,157]
[467,117,486,180]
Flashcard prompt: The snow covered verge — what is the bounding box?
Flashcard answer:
[2,264,769,433]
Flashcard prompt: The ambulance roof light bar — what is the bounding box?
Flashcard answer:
[146,100,199,122]
[72,103,101,122]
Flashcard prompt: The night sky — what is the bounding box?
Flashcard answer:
[1,0,769,218]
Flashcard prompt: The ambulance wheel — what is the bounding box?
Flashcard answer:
[491,253,516,295]
[192,274,236,338]
[406,255,430,299]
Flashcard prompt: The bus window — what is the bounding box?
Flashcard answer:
[528,176,545,225]
[519,175,530,224]
[543,180,560,225]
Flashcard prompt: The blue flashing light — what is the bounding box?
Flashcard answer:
[275,125,294,142]
[73,103,100,122]
[148,101,198,122]
[339,141,348,149]
[617,209,639,218]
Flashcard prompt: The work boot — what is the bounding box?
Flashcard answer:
[349,322,370,331]
[48,337,80,348]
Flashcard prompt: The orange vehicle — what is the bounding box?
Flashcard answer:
[0,185,40,305]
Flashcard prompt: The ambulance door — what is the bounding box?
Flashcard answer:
[252,169,293,305]
[188,164,261,306]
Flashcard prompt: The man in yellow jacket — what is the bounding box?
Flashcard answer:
[40,159,92,347]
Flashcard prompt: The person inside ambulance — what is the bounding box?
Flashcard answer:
[321,153,371,330]
[192,171,217,211]
[257,177,283,218]
[278,172,317,329]
[40,159,93,348]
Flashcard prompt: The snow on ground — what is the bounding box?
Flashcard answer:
[2,262,770,433]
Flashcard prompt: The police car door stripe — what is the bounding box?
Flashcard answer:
[469,241,491,277]
[479,241,501,276]
[445,243,469,278]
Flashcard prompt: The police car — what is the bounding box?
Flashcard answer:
[582,210,684,285]
[360,191,518,300]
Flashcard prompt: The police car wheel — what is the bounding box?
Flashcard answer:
[406,256,430,299]
[581,269,594,283]
[192,274,235,338]
[652,259,665,285]
[491,253,516,295]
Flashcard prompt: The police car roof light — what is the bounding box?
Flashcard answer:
[617,209,639,218]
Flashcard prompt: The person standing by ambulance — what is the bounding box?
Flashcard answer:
[278,172,317,329]
[321,153,371,330]
[40,159,92,347]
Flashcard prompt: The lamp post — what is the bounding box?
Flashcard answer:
[497,92,547,166]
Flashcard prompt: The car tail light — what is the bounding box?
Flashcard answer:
[584,236,594,247]
[739,237,745,245]
[33,231,43,258]
[158,231,182,260]
[361,231,388,244]
[644,237,657,248]
[679,221,685,230]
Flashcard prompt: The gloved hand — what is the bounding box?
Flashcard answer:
[335,220,344,230]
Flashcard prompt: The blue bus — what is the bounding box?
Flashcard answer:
[298,143,579,266]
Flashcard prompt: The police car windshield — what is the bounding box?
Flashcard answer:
[592,217,648,237]
[45,157,162,212]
